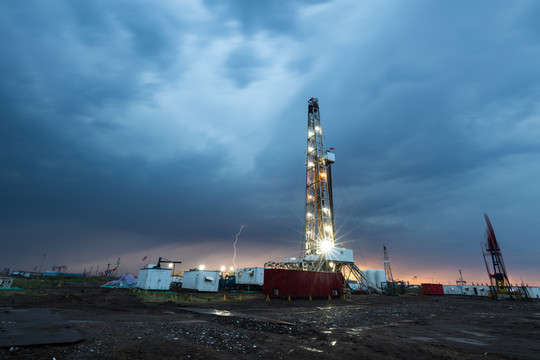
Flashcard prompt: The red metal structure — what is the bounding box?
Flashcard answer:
[421,283,444,296]
[263,269,344,298]
[482,213,514,299]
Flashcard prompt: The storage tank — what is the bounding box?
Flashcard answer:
[366,269,377,287]
[375,269,386,289]
[182,270,220,292]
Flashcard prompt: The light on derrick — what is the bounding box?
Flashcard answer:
[319,239,333,253]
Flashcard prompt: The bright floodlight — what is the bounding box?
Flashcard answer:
[200,264,205,270]
[320,240,334,253]
[229,266,234,271]
[168,263,173,268]
[220,265,225,272]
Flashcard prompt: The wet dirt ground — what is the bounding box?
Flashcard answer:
[1,284,539,359]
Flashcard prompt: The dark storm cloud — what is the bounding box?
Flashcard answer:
[226,45,267,88]
[1,1,539,282]
[204,0,330,36]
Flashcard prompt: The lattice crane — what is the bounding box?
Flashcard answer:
[482,213,515,299]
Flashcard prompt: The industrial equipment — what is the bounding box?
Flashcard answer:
[182,270,220,292]
[156,257,182,271]
[482,213,518,299]
[52,265,67,273]
[270,98,379,294]
[236,267,265,288]
[137,267,172,290]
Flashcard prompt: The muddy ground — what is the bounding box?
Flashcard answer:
[1,283,539,359]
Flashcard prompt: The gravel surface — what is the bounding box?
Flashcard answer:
[1,285,539,359]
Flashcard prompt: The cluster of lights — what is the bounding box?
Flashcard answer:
[197,265,235,272]
[319,239,334,253]
[308,162,314,168]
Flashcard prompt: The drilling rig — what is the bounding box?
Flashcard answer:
[383,245,394,283]
[482,213,517,299]
[302,97,337,270]
[273,98,378,292]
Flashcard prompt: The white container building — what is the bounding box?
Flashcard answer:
[525,287,540,299]
[137,268,172,290]
[443,284,540,299]
[236,267,265,286]
[182,270,220,292]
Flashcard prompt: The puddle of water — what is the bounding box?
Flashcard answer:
[330,340,337,346]
[301,346,323,353]
[345,327,368,335]
[460,330,494,338]
[443,337,487,346]
[409,336,435,342]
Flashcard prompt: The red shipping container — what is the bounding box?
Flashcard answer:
[421,283,444,296]
[263,269,344,298]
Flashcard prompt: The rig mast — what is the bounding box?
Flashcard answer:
[482,213,514,299]
[383,245,394,283]
[303,98,335,264]
[266,98,380,292]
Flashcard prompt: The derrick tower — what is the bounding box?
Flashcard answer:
[482,213,514,299]
[304,97,335,259]
[268,97,380,293]
[383,245,394,283]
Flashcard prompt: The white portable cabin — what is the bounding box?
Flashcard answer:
[443,285,489,296]
[236,267,265,286]
[182,270,220,292]
[137,268,172,290]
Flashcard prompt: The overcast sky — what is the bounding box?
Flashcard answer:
[1,0,539,284]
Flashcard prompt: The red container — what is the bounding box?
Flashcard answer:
[263,269,344,298]
[421,283,444,296]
